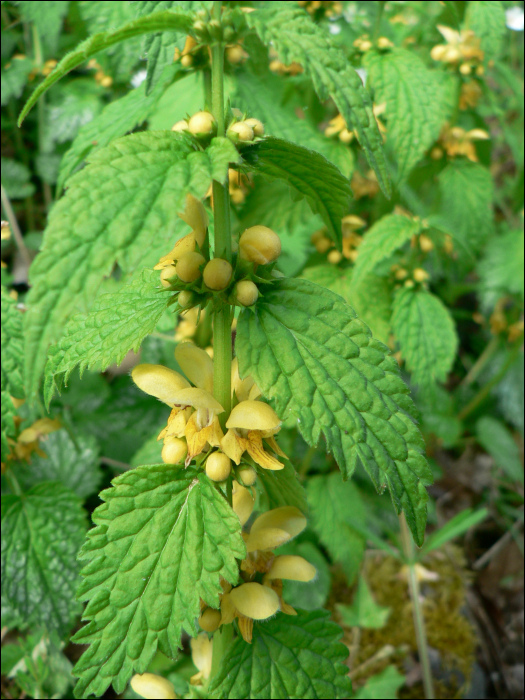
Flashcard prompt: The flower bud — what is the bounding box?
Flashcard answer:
[131,673,177,699]
[235,280,259,307]
[327,250,343,265]
[228,121,255,142]
[203,258,233,291]
[377,37,394,49]
[265,555,316,582]
[199,608,221,633]
[172,120,189,132]
[315,237,332,254]
[459,62,472,75]
[176,251,205,283]
[178,290,194,308]
[419,234,434,253]
[206,452,232,482]
[239,226,281,265]
[237,465,257,486]
[188,111,216,136]
[232,481,255,525]
[160,265,178,288]
[413,268,429,283]
[226,45,246,64]
[244,118,265,137]
[230,582,280,620]
[181,54,193,68]
[162,437,187,464]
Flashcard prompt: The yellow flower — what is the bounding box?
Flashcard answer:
[131,673,177,699]
[231,358,261,402]
[190,633,213,686]
[440,124,490,162]
[431,26,484,67]
[154,194,208,271]
[221,400,286,471]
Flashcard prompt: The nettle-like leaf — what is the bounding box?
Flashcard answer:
[477,228,524,312]
[307,473,365,583]
[242,136,352,247]
[391,288,458,390]
[15,430,102,500]
[24,132,239,397]
[17,1,70,57]
[57,63,179,191]
[435,160,494,257]
[208,609,352,699]
[18,10,194,124]
[72,467,245,699]
[237,278,432,546]
[465,1,506,61]
[245,2,391,196]
[365,49,445,180]
[257,460,308,513]
[1,56,33,106]
[1,483,87,636]
[234,72,354,177]
[44,270,170,406]
[1,288,24,459]
[1,157,36,199]
[351,214,422,289]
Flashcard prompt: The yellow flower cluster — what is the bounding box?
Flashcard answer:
[432,124,490,163]
[324,104,387,144]
[430,26,485,75]
[2,417,61,469]
[174,35,248,69]
[311,215,366,264]
[298,0,342,17]
[86,58,113,87]
[269,48,303,76]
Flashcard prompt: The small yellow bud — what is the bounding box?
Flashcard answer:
[181,54,193,68]
[176,251,205,283]
[419,234,434,253]
[239,226,281,265]
[244,118,265,137]
[206,452,232,482]
[237,465,257,486]
[405,279,415,288]
[327,250,343,265]
[413,268,430,283]
[235,280,259,307]
[131,673,177,699]
[395,268,408,280]
[188,111,216,136]
[226,45,247,64]
[228,121,255,142]
[162,437,187,464]
[203,258,233,291]
[160,265,178,288]
[315,237,332,254]
[100,75,113,88]
[431,147,444,160]
[360,40,373,52]
[178,290,194,308]
[460,62,472,75]
[475,64,485,76]
[198,608,222,633]
[172,120,189,132]
[377,37,394,49]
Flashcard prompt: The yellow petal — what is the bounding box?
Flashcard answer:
[161,407,191,440]
[178,194,208,246]
[467,128,490,141]
[220,592,238,625]
[18,418,61,443]
[230,582,280,620]
[265,555,317,582]
[170,387,224,412]
[154,234,196,269]
[185,412,224,464]
[245,527,292,553]
[227,400,281,431]
[190,633,213,679]
[250,506,307,540]
[232,481,255,526]
[437,24,460,45]
[264,435,288,459]
[175,342,214,394]
[231,357,256,402]
[238,615,254,644]
[246,432,284,471]
[131,364,190,405]
[221,429,248,464]
[130,673,177,699]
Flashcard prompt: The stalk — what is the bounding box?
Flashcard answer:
[31,25,53,209]
[399,514,435,699]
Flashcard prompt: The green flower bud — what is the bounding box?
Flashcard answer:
[206,451,231,482]
[188,111,216,136]
[160,265,178,288]
[235,280,259,306]
[161,437,187,465]
[203,258,233,291]
[198,608,221,633]
[239,226,281,265]
[237,465,257,486]
[244,118,265,137]
[175,251,205,283]
[178,290,194,308]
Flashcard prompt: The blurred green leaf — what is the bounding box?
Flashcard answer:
[476,416,524,484]
[1,157,35,199]
[337,576,391,629]
[422,508,489,554]
[354,665,405,699]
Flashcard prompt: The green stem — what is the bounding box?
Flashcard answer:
[372,1,387,43]
[203,69,212,110]
[459,335,501,388]
[1,183,32,268]
[458,342,521,421]
[5,469,22,496]
[31,24,53,209]
[399,514,435,699]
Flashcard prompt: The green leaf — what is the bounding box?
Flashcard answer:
[208,609,352,699]
[422,508,488,554]
[278,541,331,611]
[18,10,193,125]
[44,270,170,407]
[435,160,494,257]
[17,1,70,57]
[24,132,236,398]
[307,473,365,582]
[476,417,524,484]
[242,136,352,247]
[493,349,524,435]
[15,429,102,499]
[234,71,354,177]
[44,79,105,146]
[1,482,87,636]
[257,459,308,514]
[477,228,524,312]
[391,288,458,389]
[465,1,506,61]
[1,288,24,460]
[236,278,431,546]
[351,214,421,290]
[57,65,178,191]
[337,576,391,629]
[1,56,33,106]
[416,385,462,449]
[365,49,445,180]
[354,666,405,700]
[130,431,164,469]
[72,468,245,699]
[1,157,36,199]
[245,2,391,197]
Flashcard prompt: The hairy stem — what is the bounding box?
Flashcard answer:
[399,514,435,699]
[1,184,32,269]
[31,24,53,209]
